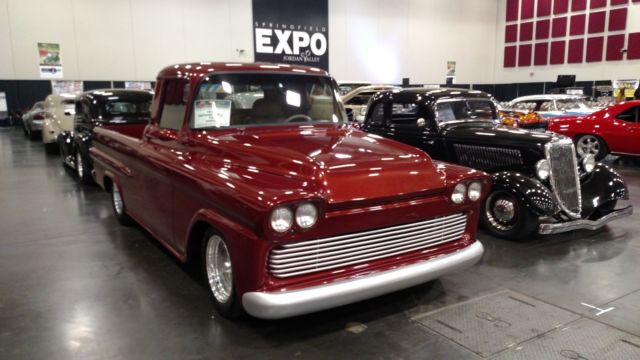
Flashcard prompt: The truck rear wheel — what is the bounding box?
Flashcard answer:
[111,182,133,226]
[481,190,539,241]
[202,229,243,318]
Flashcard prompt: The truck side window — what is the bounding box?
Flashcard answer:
[159,79,188,130]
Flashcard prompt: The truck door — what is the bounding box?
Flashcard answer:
[136,78,190,246]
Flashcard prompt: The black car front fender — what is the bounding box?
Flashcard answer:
[580,163,629,217]
[492,171,558,216]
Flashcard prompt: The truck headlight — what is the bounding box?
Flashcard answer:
[468,182,483,202]
[295,202,318,229]
[270,206,293,233]
[451,183,466,204]
[582,154,595,173]
[536,159,550,180]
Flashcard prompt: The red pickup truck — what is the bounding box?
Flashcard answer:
[90,62,489,319]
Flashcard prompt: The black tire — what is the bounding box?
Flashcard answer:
[575,134,608,161]
[44,142,58,154]
[28,127,39,141]
[202,229,243,318]
[480,190,539,241]
[111,181,133,226]
[75,151,93,185]
[23,124,29,137]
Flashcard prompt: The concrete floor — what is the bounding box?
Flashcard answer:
[1,126,639,359]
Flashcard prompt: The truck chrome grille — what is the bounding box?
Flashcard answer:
[269,213,468,278]
[546,139,581,218]
[453,144,523,171]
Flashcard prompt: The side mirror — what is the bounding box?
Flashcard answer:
[345,108,354,122]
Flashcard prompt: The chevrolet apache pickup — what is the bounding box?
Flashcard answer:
[90,62,490,319]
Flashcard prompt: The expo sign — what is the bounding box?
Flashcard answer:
[254,27,327,63]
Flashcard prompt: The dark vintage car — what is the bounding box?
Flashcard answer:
[58,89,153,183]
[90,62,490,319]
[362,88,632,240]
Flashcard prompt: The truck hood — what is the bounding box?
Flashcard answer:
[441,120,562,149]
[198,124,447,204]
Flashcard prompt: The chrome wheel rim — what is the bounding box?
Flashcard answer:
[112,185,124,216]
[205,235,233,303]
[76,152,84,179]
[576,135,599,157]
[485,192,518,232]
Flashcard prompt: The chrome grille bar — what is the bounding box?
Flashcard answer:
[269,213,468,278]
[545,138,581,218]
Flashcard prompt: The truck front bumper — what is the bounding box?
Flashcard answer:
[242,240,484,319]
[538,205,632,234]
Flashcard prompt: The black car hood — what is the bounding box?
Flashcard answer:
[441,121,561,150]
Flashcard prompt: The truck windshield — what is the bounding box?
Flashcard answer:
[190,73,346,129]
[434,99,497,123]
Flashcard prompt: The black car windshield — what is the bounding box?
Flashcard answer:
[191,73,345,129]
[434,99,497,123]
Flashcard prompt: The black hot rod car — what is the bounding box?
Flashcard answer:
[362,88,631,240]
[58,89,153,184]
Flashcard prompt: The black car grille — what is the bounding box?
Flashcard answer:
[546,139,581,218]
[453,144,523,171]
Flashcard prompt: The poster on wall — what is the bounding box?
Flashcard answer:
[0,92,8,120]
[612,79,639,101]
[38,43,63,79]
[252,0,328,70]
[125,81,153,90]
[51,80,83,95]
[446,61,456,85]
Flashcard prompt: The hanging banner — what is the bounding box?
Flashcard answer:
[38,43,63,79]
[252,0,328,70]
[51,80,83,95]
[125,81,153,90]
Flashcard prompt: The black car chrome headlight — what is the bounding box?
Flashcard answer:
[535,159,550,180]
[582,154,596,173]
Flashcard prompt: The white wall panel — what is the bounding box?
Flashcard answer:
[71,0,136,80]
[1,0,497,82]
[7,0,80,79]
[0,0,15,78]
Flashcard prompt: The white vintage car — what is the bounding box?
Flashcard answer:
[41,94,75,153]
[342,85,398,122]
[508,94,598,118]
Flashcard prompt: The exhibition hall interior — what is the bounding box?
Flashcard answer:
[2,0,640,358]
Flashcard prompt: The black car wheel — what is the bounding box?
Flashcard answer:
[481,190,539,240]
[111,182,133,226]
[202,229,243,318]
[28,126,38,141]
[575,134,607,161]
[76,151,92,184]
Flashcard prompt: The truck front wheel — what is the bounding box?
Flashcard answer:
[480,190,539,240]
[202,229,243,317]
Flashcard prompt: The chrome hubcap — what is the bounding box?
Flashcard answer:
[112,185,124,215]
[494,199,515,223]
[577,135,599,157]
[205,235,233,303]
[76,153,84,178]
[485,192,518,232]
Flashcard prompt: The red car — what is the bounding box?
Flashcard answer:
[90,62,489,319]
[547,101,640,159]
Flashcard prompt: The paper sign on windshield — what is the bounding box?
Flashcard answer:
[193,100,232,128]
